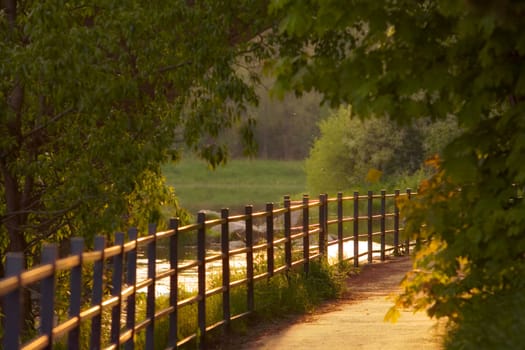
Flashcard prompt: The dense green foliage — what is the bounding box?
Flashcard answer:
[269,0,525,346]
[163,157,306,213]
[305,106,434,194]
[444,278,525,349]
[0,1,279,334]
[0,1,274,273]
[305,106,459,194]
[305,107,352,193]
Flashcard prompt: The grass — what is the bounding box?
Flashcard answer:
[131,259,350,349]
[51,251,356,350]
[163,157,307,214]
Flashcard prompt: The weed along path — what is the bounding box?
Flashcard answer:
[230,257,445,350]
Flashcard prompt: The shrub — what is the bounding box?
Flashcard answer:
[445,277,525,349]
[305,107,425,194]
[305,106,459,195]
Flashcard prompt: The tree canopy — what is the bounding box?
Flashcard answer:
[0,0,274,272]
[270,0,525,346]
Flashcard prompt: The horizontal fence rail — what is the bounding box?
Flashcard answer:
[0,189,414,349]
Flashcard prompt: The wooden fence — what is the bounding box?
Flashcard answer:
[0,189,413,350]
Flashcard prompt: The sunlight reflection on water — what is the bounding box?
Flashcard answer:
[136,241,390,296]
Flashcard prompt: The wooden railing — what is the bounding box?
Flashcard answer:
[0,189,413,349]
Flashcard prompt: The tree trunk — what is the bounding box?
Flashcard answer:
[2,1,33,331]
[1,163,35,334]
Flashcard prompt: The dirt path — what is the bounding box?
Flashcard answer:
[225,256,445,350]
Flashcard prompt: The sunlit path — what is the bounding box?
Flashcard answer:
[235,257,444,350]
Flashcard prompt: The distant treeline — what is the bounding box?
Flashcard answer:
[222,86,326,160]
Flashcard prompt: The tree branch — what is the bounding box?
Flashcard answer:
[1,199,84,221]
[156,60,193,74]
[5,0,17,31]
[22,106,76,140]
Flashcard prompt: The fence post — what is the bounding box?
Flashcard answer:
[325,194,329,255]
[90,236,106,350]
[91,236,105,350]
[302,195,310,275]
[337,192,344,262]
[69,238,84,350]
[266,203,274,277]
[405,188,412,255]
[394,190,400,255]
[125,228,138,350]
[3,252,24,350]
[353,192,359,267]
[168,218,179,349]
[319,194,328,260]
[111,232,125,348]
[197,212,206,350]
[221,209,231,333]
[41,244,58,350]
[367,191,373,263]
[146,224,157,350]
[245,205,255,313]
[284,196,292,270]
[380,190,386,261]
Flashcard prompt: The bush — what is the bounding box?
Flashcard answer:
[253,261,349,321]
[305,107,353,194]
[305,106,425,194]
[305,106,459,194]
[445,277,525,349]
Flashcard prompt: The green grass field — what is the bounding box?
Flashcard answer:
[163,158,306,214]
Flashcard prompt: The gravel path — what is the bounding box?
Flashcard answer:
[230,256,445,350]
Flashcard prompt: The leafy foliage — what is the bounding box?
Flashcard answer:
[444,277,525,349]
[305,106,451,194]
[305,106,353,193]
[270,0,525,345]
[0,0,275,273]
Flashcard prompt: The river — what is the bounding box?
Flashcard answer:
[136,240,390,296]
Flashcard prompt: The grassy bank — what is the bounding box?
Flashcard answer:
[137,260,351,349]
[53,260,350,350]
[163,158,306,214]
